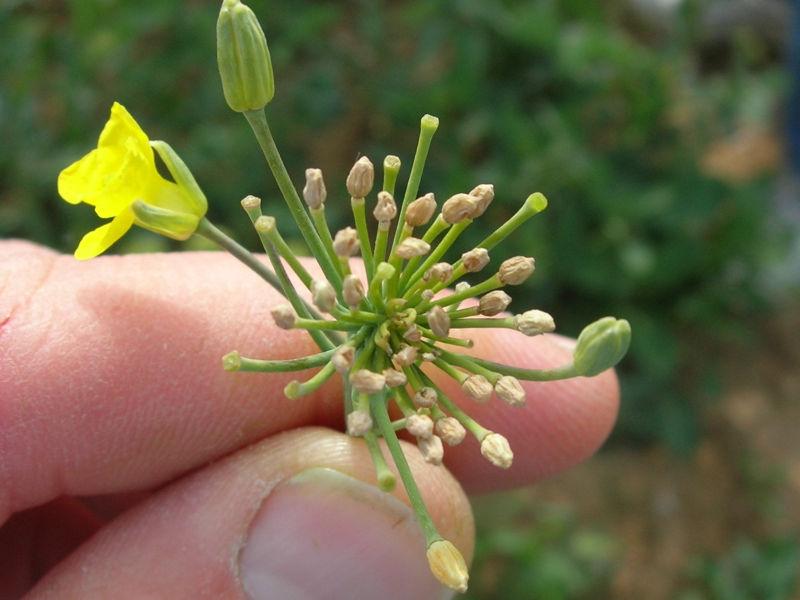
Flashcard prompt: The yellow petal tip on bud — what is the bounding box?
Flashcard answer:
[426,539,469,593]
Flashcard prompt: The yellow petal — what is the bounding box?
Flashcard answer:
[74,210,135,260]
[98,102,151,158]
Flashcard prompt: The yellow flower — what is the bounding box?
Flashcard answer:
[58,102,207,260]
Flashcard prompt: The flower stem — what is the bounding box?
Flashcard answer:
[309,206,345,281]
[467,357,579,381]
[351,198,375,279]
[223,349,334,372]
[364,431,396,491]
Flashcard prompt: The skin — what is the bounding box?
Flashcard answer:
[0,240,619,598]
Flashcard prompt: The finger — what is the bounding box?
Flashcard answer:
[1,241,617,516]
[26,427,474,599]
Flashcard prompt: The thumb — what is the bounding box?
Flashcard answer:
[28,427,473,600]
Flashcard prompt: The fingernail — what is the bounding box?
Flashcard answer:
[239,467,453,600]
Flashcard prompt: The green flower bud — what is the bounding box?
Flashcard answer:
[573,317,631,377]
[130,200,203,241]
[216,0,275,112]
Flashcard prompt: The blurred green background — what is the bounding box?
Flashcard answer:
[2,0,799,597]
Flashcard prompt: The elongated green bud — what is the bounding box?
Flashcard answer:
[130,200,203,241]
[573,317,631,377]
[217,0,275,112]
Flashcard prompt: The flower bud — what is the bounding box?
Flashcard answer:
[514,309,555,336]
[333,227,359,257]
[346,409,373,436]
[395,237,430,259]
[240,194,261,213]
[413,386,438,408]
[331,345,355,373]
[253,215,276,234]
[479,290,512,316]
[405,193,437,227]
[349,369,386,394]
[468,183,494,218]
[303,168,326,210]
[480,432,513,468]
[346,156,374,198]
[270,304,296,329]
[441,193,477,224]
[342,274,365,309]
[421,289,434,301]
[418,434,444,465]
[461,248,490,273]
[427,305,451,338]
[131,200,203,241]
[392,344,418,369]
[423,262,453,283]
[403,325,422,343]
[435,417,466,446]
[461,374,493,403]
[373,191,397,222]
[406,413,434,439]
[216,0,275,112]
[498,256,535,285]
[494,375,526,406]
[426,540,469,593]
[383,368,407,388]
[572,317,631,377]
[311,279,336,313]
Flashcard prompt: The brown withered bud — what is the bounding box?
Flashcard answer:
[332,345,355,373]
[468,183,494,218]
[480,432,513,469]
[498,256,535,285]
[349,369,386,394]
[270,304,296,330]
[383,368,407,388]
[418,434,444,465]
[346,410,373,437]
[514,310,555,336]
[403,324,422,343]
[405,193,437,227]
[342,274,365,309]
[414,386,438,408]
[427,305,451,338]
[494,375,526,406]
[421,289,435,301]
[346,156,374,198]
[441,193,478,224]
[395,237,430,259]
[311,279,336,313]
[461,248,490,273]
[406,413,434,439]
[423,262,453,283]
[332,227,359,257]
[392,344,418,369]
[303,168,326,210]
[461,374,493,403]
[373,191,397,222]
[435,417,467,446]
[479,290,512,316]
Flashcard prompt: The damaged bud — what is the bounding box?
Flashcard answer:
[494,375,526,406]
[480,432,514,469]
[270,304,296,329]
[342,274,365,308]
[468,183,494,218]
[373,191,397,222]
[418,434,444,465]
[395,237,430,259]
[332,345,355,373]
[383,368,407,388]
[441,193,477,224]
[349,369,386,394]
[461,248,490,273]
[514,309,555,336]
[427,305,451,338]
[303,168,326,210]
[479,290,512,316]
[346,409,373,436]
[435,417,466,446]
[498,256,535,285]
[406,413,434,439]
[405,193,437,227]
[311,279,336,313]
[461,374,493,403]
[346,156,374,198]
[413,386,438,408]
[333,227,360,257]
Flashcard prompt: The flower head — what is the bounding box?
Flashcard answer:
[58,102,207,259]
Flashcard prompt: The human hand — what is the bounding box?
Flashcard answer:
[0,241,618,599]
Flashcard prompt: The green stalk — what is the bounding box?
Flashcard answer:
[310,206,345,280]
[416,275,502,312]
[294,318,362,331]
[351,198,374,279]
[401,220,471,292]
[448,317,515,330]
[468,357,579,381]
[223,349,334,372]
[364,432,396,491]
[284,362,337,399]
[415,369,489,440]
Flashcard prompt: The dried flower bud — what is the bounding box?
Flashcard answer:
[349,369,386,394]
[392,345,418,368]
[403,324,422,343]
[481,432,513,469]
[494,375,526,406]
[479,290,512,316]
[332,345,355,373]
[424,262,453,283]
[498,256,535,285]
[405,193,437,227]
[383,368,407,388]
[342,275,365,308]
[270,304,296,329]
[332,227,359,257]
[373,191,397,222]
[395,237,430,259]
[427,540,469,593]
[469,183,494,217]
[427,305,451,338]
[311,279,336,313]
[421,289,434,301]
[346,409,372,436]
[514,309,555,336]
[435,417,466,446]
[346,156,374,198]
[240,194,261,211]
[441,193,478,224]
[302,168,326,209]
[461,248,490,273]
[572,316,631,377]
[406,413,434,439]
[418,434,444,465]
[462,374,493,403]
[414,386,438,408]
